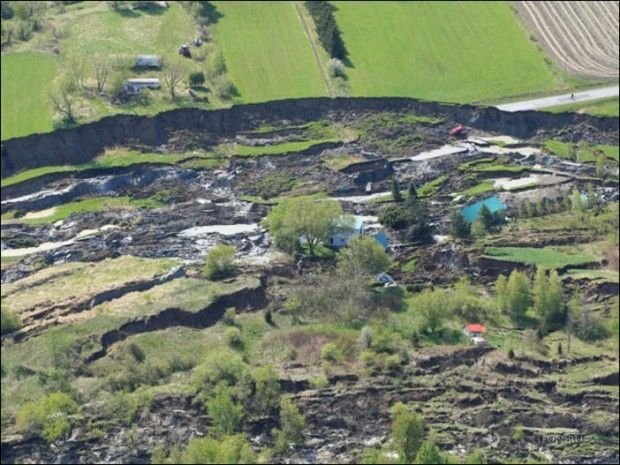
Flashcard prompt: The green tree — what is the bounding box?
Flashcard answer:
[571,187,583,216]
[407,182,418,203]
[506,270,531,320]
[263,198,344,255]
[391,178,403,202]
[450,210,470,239]
[545,270,565,330]
[413,289,448,333]
[495,274,508,314]
[562,191,571,211]
[479,205,494,231]
[203,244,236,279]
[206,385,244,435]
[391,402,425,463]
[161,57,185,99]
[533,268,549,331]
[471,219,487,239]
[414,440,443,464]
[189,71,206,88]
[536,198,545,217]
[336,236,392,277]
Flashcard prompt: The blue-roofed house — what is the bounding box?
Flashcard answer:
[328,216,390,250]
[329,216,364,248]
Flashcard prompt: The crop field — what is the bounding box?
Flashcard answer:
[1,53,57,140]
[332,1,557,103]
[516,1,619,79]
[210,1,326,102]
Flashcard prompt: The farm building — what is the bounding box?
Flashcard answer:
[329,215,389,250]
[463,323,487,337]
[124,78,160,95]
[134,55,162,69]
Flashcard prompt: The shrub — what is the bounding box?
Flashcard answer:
[206,385,244,434]
[320,342,342,363]
[391,402,425,463]
[222,307,237,326]
[358,326,374,348]
[16,392,79,442]
[180,434,257,464]
[204,244,236,279]
[225,327,243,349]
[414,440,444,464]
[274,397,305,452]
[1,307,20,335]
[189,71,205,87]
[193,350,247,390]
[212,76,236,100]
[327,58,346,78]
[252,365,280,413]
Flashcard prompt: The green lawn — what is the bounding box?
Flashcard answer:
[546,97,619,117]
[543,140,619,163]
[332,1,557,103]
[1,53,58,140]
[63,2,195,57]
[211,1,326,102]
[484,246,597,269]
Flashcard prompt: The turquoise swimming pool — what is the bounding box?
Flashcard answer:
[461,195,506,223]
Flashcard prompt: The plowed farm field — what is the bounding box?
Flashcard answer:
[516,1,619,79]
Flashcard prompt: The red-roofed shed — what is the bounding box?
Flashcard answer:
[464,323,487,336]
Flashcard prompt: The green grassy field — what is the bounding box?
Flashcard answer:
[484,246,597,269]
[547,97,619,117]
[332,1,557,103]
[63,2,195,58]
[1,53,58,140]
[211,1,326,102]
[544,140,619,163]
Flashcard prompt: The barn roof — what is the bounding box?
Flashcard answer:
[465,323,486,333]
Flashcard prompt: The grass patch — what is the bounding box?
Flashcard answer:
[228,138,339,158]
[211,1,325,102]
[546,97,619,117]
[1,149,211,187]
[417,175,448,197]
[543,140,619,164]
[322,154,367,171]
[562,269,619,283]
[458,157,497,172]
[1,53,58,140]
[1,256,180,314]
[483,246,597,269]
[472,164,527,174]
[5,195,165,225]
[332,1,557,103]
[461,181,496,196]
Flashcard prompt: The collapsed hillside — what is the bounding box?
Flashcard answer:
[1,99,618,464]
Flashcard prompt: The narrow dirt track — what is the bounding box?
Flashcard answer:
[516,1,619,79]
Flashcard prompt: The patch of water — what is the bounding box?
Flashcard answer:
[460,195,506,223]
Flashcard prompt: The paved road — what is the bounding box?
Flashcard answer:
[495,85,619,112]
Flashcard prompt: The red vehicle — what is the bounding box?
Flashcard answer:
[450,125,465,137]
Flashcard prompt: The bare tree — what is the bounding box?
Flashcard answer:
[65,53,87,89]
[93,55,113,93]
[49,78,77,121]
[161,58,185,99]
